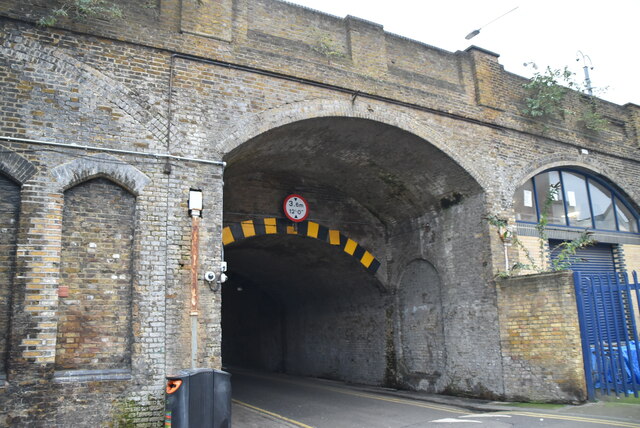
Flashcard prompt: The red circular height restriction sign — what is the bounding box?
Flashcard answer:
[283,194,309,222]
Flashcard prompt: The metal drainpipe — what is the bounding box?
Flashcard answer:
[501,225,514,272]
[190,212,201,369]
[504,242,510,272]
[0,135,226,167]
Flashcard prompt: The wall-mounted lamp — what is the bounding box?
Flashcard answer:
[189,189,203,217]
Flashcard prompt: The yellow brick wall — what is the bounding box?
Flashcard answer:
[623,244,640,273]
[516,235,548,274]
[622,244,640,326]
[497,271,586,402]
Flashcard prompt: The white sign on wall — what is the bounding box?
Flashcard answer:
[283,194,309,222]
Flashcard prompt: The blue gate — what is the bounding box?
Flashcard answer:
[574,271,640,399]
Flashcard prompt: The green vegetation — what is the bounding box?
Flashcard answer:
[522,64,608,132]
[522,66,575,120]
[110,399,137,428]
[580,96,609,132]
[312,32,346,59]
[38,0,123,27]
[487,183,594,278]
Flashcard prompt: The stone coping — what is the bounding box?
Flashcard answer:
[53,368,132,383]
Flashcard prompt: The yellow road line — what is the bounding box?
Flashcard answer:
[500,411,640,428]
[235,372,640,427]
[237,371,467,414]
[325,387,469,414]
[233,399,314,428]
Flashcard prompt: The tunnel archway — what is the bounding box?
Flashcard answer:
[222,233,389,383]
[222,116,487,388]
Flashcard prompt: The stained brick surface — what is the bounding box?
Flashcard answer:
[56,178,135,371]
[0,0,637,424]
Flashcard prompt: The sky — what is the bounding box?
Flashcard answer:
[284,0,639,106]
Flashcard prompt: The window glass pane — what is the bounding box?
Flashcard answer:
[615,198,638,233]
[534,171,566,225]
[514,179,537,222]
[561,172,591,228]
[588,180,616,230]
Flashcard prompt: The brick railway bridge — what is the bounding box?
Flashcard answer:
[0,0,639,425]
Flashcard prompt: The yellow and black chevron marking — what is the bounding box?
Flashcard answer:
[222,218,381,275]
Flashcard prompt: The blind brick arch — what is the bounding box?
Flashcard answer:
[0,173,20,376]
[55,178,136,371]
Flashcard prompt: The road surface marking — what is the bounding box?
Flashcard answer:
[498,411,640,428]
[232,399,314,428]
[235,371,640,427]
[237,371,468,414]
[432,418,482,423]
[461,414,511,418]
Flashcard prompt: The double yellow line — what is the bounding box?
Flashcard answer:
[233,399,314,428]
[234,372,640,428]
[501,411,640,428]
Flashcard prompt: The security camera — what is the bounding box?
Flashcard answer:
[204,271,216,282]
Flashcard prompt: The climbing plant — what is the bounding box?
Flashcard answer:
[38,0,123,27]
[487,183,594,278]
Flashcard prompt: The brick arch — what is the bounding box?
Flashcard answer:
[0,149,37,185]
[222,218,381,275]
[216,98,490,193]
[0,33,170,144]
[51,153,149,196]
[506,154,639,210]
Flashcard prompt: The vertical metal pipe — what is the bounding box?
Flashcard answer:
[503,243,509,272]
[191,215,201,369]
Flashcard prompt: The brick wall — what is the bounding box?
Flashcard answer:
[56,178,135,371]
[516,234,548,274]
[0,0,638,423]
[621,244,640,325]
[497,271,587,402]
[397,259,445,392]
[622,244,640,273]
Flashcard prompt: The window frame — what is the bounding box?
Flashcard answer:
[515,168,640,235]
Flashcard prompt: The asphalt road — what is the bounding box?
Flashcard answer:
[230,369,640,428]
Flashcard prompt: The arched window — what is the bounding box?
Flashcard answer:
[514,169,639,234]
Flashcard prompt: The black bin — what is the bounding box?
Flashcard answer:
[165,368,232,428]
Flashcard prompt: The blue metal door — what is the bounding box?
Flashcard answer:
[549,240,616,274]
[574,272,640,399]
